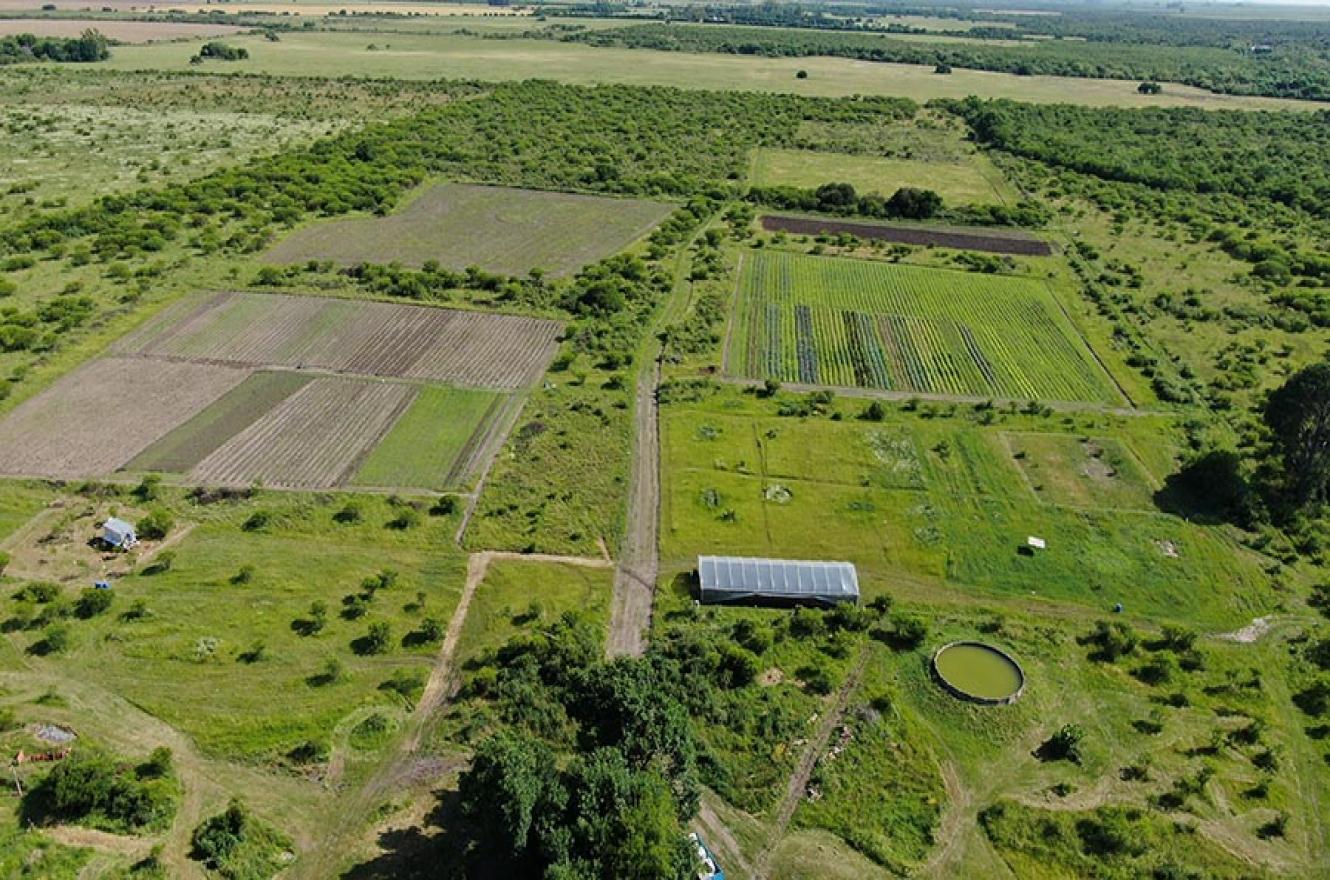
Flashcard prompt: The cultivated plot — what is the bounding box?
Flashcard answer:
[0,291,559,490]
[191,377,415,490]
[264,182,673,278]
[728,250,1118,402]
[119,290,562,390]
[0,356,249,479]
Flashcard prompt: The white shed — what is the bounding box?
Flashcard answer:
[102,517,138,549]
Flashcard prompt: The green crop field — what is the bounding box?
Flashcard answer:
[728,250,1120,403]
[264,182,673,278]
[351,385,508,491]
[750,147,1016,205]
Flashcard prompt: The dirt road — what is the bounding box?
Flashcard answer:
[606,358,661,658]
[751,646,870,880]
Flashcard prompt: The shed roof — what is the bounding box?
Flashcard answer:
[698,555,859,602]
[104,517,135,535]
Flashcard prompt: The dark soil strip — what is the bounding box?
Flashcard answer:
[794,305,818,385]
[123,371,311,474]
[761,215,1053,256]
[842,310,872,388]
[343,314,443,377]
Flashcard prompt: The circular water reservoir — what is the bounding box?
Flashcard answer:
[932,641,1025,705]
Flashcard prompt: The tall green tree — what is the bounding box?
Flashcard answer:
[1265,363,1330,506]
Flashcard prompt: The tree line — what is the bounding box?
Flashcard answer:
[0,29,108,64]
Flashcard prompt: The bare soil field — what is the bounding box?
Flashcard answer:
[0,18,243,40]
[124,370,312,474]
[124,291,562,390]
[760,214,1054,256]
[0,356,249,479]
[191,376,416,489]
[264,183,673,278]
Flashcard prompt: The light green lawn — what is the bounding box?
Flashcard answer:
[750,147,1016,205]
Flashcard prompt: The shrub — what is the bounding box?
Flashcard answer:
[75,587,113,619]
[241,511,270,532]
[1035,724,1085,764]
[358,621,391,655]
[24,748,178,833]
[136,509,173,540]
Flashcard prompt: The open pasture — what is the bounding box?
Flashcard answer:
[120,290,562,390]
[264,183,673,278]
[659,392,1277,628]
[750,147,1015,206]
[728,250,1118,403]
[1004,432,1158,511]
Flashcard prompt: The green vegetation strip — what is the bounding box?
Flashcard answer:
[124,370,311,474]
[351,385,506,491]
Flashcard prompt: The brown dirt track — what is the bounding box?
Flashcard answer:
[0,356,250,479]
[760,214,1054,256]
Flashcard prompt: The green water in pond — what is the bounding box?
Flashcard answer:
[935,643,1023,700]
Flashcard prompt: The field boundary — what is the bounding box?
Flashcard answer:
[760,213,1053,256]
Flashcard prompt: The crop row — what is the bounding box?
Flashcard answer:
[733,251,1119,402]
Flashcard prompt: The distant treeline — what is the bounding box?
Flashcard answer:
[558,22,1330,101]
[0,30,109,64]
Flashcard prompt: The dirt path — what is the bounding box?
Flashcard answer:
[606,357,661,658]
[751,646,870,880]
[693,796,754,879]
[295,549,611,877]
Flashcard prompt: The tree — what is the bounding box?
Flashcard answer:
[1138,81,1162,95]
[459,731,561,857]
[1035,723,1085,764]
[1264,363,1330,506]
[360,621,391,655]
[814,181,857,211]
[886,187,943,220]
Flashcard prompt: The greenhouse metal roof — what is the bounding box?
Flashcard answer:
[698,555,859,606]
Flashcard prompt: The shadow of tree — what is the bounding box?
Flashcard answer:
[341,788,492,880]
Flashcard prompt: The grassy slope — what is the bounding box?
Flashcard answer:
[659,389,1276,629]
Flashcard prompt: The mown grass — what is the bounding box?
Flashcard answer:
[659,386,1278,628]
[352,385,505,492]
[750,146,1015,206]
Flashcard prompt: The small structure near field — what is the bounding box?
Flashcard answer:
[101,517,138,550]
[698,555,859,607]
[1027,536,1046,551]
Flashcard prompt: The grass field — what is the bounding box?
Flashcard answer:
[88,29,1320,111]
[728,250,1120,403]
[659,389,1276,628]
[452,558,613,674]
[1004,432,1158,511]
[352,385,508,491]
[750,147,1016,205]
[265,183,673,278]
